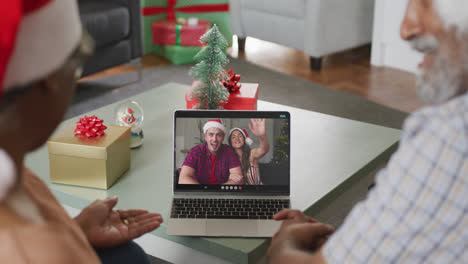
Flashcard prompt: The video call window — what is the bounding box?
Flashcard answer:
[174,117,289,187]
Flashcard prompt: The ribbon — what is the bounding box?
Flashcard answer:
[167,0,177,20]
[142,0,229,20]
[75,115,107,138]
[222,69,241,93]
[175,24,182,45]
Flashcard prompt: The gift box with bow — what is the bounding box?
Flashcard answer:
[152,19,210,46]
[141,0,232,55]
[186,81,259,110]
[47,119,131,189]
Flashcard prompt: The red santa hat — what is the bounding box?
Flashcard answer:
[0,0,82,101]
[229,127,253,146]
[203,119,227,134]
[0,0,82,199]
[434,0,468,32]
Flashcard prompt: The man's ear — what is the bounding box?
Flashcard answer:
[40,74,59,94]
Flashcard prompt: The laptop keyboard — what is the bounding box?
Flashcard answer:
[170,198,290,219]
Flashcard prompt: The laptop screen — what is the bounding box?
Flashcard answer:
[173,110,290,195]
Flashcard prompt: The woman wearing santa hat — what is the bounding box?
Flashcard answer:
[0,0,161,263]
[228,119,270,185]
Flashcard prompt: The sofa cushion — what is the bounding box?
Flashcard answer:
[241,0,304,19]
[82,40,131,76]
[242,10,304,51]
[79,1,130,49]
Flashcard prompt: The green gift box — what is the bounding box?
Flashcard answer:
[164,45,202,64]
[141,0,232,55]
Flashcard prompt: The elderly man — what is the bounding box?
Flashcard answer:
[0,0,162,263]
[179,119,243,185]
[267,0,468,263]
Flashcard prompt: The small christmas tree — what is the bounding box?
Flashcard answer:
[272,121,289,166]
[190,24,229,109]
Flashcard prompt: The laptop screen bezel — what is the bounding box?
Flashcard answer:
[173,110,291,196]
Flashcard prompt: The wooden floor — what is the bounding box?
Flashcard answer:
[83,36,424,113]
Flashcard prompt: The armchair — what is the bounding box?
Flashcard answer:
[78,0,143,77]
[230,0,375,71]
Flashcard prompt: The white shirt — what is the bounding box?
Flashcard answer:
[323,94,468,263]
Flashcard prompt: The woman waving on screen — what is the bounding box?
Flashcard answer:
[228,119,270,185]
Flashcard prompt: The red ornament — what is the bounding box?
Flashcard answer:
[75,115,107,138]
[222,69,242,93]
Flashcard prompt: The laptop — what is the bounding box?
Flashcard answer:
[167,110,291,237]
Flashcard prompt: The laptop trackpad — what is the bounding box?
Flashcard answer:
[206,220,258,237]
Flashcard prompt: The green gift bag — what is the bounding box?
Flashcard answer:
[141,0,232,55]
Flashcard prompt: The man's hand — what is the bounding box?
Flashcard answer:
[225,173,243,184]
[267,209,334,264]
[272,209,333,251]
[226,166,243,184]
[75,196,163,248]
[274,209,319,226]
[268,222,333,264]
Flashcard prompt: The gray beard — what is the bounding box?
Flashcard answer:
[416,48,467,104]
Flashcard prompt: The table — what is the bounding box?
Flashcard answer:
[25,82,401,264]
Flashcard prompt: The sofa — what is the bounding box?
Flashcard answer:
[78,0,143,77]
[230,0,375,71]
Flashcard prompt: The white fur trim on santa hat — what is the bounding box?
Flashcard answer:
[434,0,468,32]
[229,127,253,146]
[3,0,82,90]
[203,120,226,134]
[0,148,16,201]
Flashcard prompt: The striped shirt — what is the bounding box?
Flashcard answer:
[183,143,240,184]
[246,165,262,185]
[323,94,468,263]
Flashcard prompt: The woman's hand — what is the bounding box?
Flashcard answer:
[249,118,266,137]
[75,196,163,248]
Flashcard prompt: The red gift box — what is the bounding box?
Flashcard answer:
[152,19,210,46]
[186,81,259,110]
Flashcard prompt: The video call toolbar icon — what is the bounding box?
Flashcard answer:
[219,186,243,190]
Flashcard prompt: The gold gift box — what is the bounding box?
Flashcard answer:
[47,124,131,189]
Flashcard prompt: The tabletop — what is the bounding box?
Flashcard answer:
[25,82,401,264]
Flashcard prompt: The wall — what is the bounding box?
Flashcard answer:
[371,0,422,73]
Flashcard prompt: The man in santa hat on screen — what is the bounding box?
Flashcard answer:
[0,1,162,263]
[178,119,243,185]
[267,0,468,263]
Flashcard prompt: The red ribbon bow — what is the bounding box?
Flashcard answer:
[75,115,107,138]
[223,69,241,93]
[142,0,229,21]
